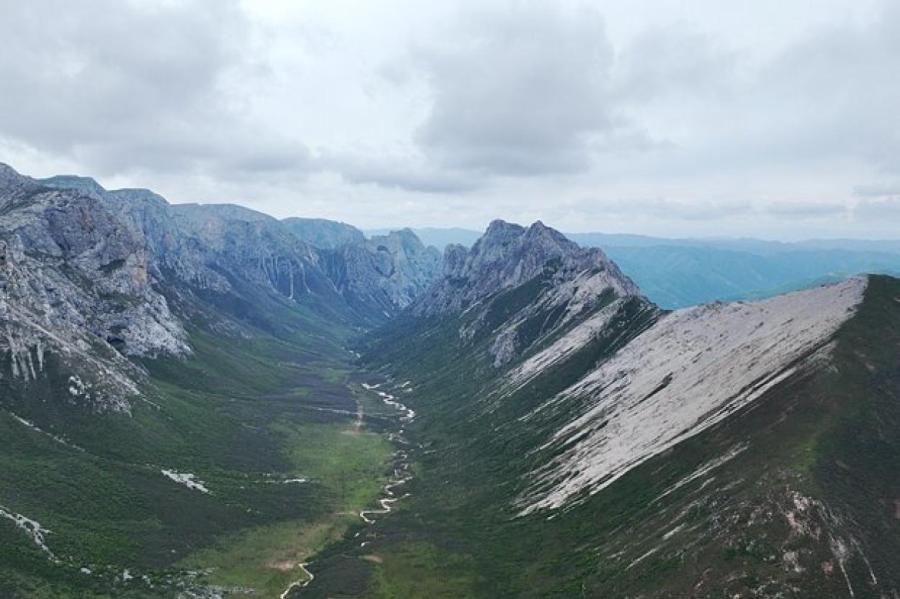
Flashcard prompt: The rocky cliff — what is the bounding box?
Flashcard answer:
[410,219,642,365]
[1,165,188,411]
[359,218,900,598]
[2,163,445,410]
[320,229,442,319]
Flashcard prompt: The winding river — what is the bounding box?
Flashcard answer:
[358,382,416,528]
[282,380,416,597]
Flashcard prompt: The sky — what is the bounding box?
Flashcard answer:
[1,0,898,240]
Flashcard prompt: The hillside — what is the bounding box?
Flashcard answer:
[313,225,900,598]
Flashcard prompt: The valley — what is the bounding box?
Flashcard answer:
[0,321,399,598]
[1,163,899,598]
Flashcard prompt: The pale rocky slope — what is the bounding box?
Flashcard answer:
[517,277,867,512]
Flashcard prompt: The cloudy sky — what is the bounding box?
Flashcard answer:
[1,0,898,239]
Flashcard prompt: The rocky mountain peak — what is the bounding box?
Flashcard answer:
[0,162,35,195]
[0,162,21,183]
[385,227,419,243]
[370,228,430,255]
[483,218,526,238]
[523,219,574,247]
[107,188,169,209]
[39,175,107,199]
[319,227,442,319]
[442,243,469,278]
[414,220,640,317]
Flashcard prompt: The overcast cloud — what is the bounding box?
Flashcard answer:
[0,0,897,239]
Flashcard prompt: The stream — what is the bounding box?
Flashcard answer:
[358,382,416,528]
[281,380,416,597]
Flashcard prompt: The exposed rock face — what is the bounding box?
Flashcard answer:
[1,164,356,411]
[163,203,339,305]
[3,163,447,409]
[282,217,366,250]
[411,220,642,365]
[517,276,867,513]
[415,220,639,316]
[45,177,347,321]
[1,165,189,411]
[39,175,106,199]
[279,218,443,318]
[320,229,442,319]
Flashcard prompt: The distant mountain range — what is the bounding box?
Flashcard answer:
[369,227,900,308]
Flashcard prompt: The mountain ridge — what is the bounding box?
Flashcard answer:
[370,225,900,308]
[354,254,899,598]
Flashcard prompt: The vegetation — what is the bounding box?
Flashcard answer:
[289,275,900,597]
[0,299,395,598]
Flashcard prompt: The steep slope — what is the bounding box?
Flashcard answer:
[319,229,442,320]
[414,220,638,316]
[38,172,352,332]
[281,219,443,320]
[1,164,188,412]
[403,220,644,369]
[322,222,900,598]
[39,169,441,328]
[4,164,898,599]
[517,277,866,512]
[364,226,900,308]
[365,226,483,250]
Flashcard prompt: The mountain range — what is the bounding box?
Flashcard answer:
[1,163,898,598]
[369,227,900,309]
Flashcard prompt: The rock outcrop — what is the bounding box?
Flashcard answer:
[320,229,442,319]
[410,220,642,365]
[414,220,639,316]
[1,165,189,411]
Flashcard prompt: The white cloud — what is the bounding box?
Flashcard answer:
[0,0,897,238]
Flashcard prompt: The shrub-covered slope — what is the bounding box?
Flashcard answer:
[346,220,900,598]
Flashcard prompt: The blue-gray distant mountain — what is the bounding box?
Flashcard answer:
[282,217,366,249]
[370,227,900,308]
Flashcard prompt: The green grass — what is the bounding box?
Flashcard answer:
[0,300,396,598]
[278,423,393,512]
[177,407,394,597]
[366,541,478,599]
[181,519,341,596]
